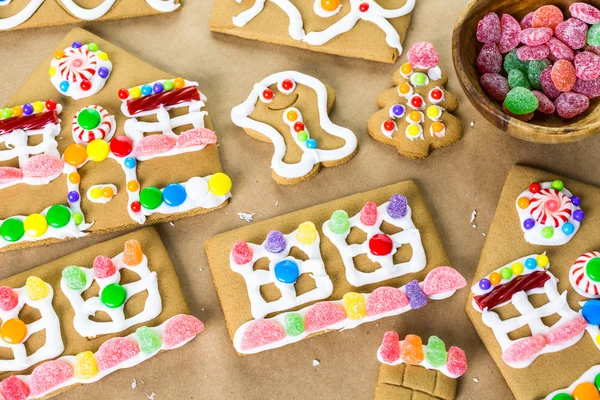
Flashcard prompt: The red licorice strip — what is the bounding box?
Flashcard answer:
[126,86,201,115]
[0,111,59,136]
[474,271,550,310]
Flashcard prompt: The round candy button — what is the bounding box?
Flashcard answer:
[100,283,127,308]
[479,278,491,290]
[587,258,600,283]
[583,300,600,325]
[24,214,48,237]
[186,177,209,200]
[1,319,27,344]
[208,173,232,196]
[551,394,574,400]
[0,218,25,242]
[109,136,133,157]
[46,204,71,228]
[572,382,599,400]
[274,260,300,284]
[139,187,163,210]
[87,139,110,162]
[369,234,393,256]
[64,144,88,166]
[163,184,187,207]
[77,108,101,130]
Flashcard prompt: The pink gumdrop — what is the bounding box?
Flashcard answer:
[517,45,550,61]
[552,60,577,92]
[520,12,534,29]
[379,331,401,363]
[520,27,553,46]
[22,155,63,179]
[555,18,588,50]
[498,14,521,53]
[422,267,467,297]
[231,241,253,265]
[30,361,73,397]
[477,43,503,74]
[545,315,587,345]
[366,287,409,316]
[477,12,501,44]
[240,320,286,351]
[480,73,510,101]
[407,42,440,69]
[502,335,547,364]
[96,337,140,371]
[0,376,30,400]
[360,201,378,226]
[447,346,467,377]
[163,314,204,349]
[0,168,23,185]
[570,2,600,24]
[574,76,600,98]
[93,255,116,279]
[548,38,575,61]
[532,90,556,114]
[0,287,18,311]
[304,302,347,333]
[176,128,217,149]
[555,92,590,118]
[574,52,600,81]
[133,135,176,157]
[541,66,561,99]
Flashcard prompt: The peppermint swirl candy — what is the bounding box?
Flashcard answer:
[529,188,572,228]
[58,47,98,83]
[72,105,114,144]
[569,251,600,298]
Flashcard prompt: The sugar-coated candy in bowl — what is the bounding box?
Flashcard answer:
[499,14,521,53]
[480,73,510,100]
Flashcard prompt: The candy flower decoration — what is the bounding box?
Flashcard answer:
[234,266,466,354]
[0,314,203,400]
[569,251,600,298]
[49,41,112,100]
[471,254,587,368]
[323,194,426,287]
[544,364,600,400]
[230,222,333,319]
[516,180,584,246]
[71,105,116,144]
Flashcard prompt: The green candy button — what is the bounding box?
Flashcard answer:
[587,258,600,282]
[1,218,25,242]
[140,187,163,210]
[551,394,574,400]
[46,204,71,228]
[542,226,554,239]
[77,108,101,130]
[101,283,127,308]
[412,72,427,85]
[163,80,174,91]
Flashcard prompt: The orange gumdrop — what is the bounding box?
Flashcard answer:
[1,319,27,344]
[123,239,143,266]
[400,334,424,365]
[321,0,340,12]
[573,382,599,400]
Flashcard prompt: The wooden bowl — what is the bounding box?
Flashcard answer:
[453,0,600,144]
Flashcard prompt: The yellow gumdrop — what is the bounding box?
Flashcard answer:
[24,214,48,237]
[208,173,232,196]
[296,222,317,245]
[86,139,110,162]
[90,187,103,199]
[343,292,366,320]
[26,276,49,300]
[536,254,549,268]
[74,351,98,379]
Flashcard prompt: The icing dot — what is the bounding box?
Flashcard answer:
[265,230,287,253]
[562,222,575,235]
[369,233,393,256]
[583,300,600,325]
[64,143,87,166]
[123,239,143,266]
[479,278,491,290]
[511,262,524,275]
[573,383,599,400]
[296,221,317,245]
[174,77,185,89]
[118,88,129,99]
[489,272,501,285]
[529,182,541,193]
[1,376,30,400]
[141,85,153,96]
[517,197,530,209]
[343,292,366,320]
[274,260,300,284]
[1,318,26,344]
[24,213,48,237]
[74,351,97,379]
[523,218,535,230]
[67,190,80,203]
[80,80,91,91]
[0,287,18,311]
[136,326,162,353]
[329,210,350,234]
[359,2,369,12]
[231,241,253,265]
[284,313,304,336]
[127,179,140,192]
[305,138,317,149]
[525,258,537,269]
[541,226,554,238]
[101,283,127,308]
[537,254,550,268]
[163,183,187,207]
[46,204,71,228]
[140,187,163,210]
[208,173,232,196]
[124,157,136,169]
[87,139,110,162]
[1,218,25,242]
[586,258,600,282]
[93,255,116,279]
[62,266,87,290]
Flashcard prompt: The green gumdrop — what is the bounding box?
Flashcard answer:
[508,69,531,89]
[588,23,600,46]
[425,336,447,368]
[528,59,551,90]
[284,313,304,336]
[503,49,528,74]
[136,326,162,353]
[504,87,539,115]
[62,266,87,290]
[329,210,350,235]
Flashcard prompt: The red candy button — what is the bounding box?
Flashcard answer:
[80,80,91,91]
[281,79,294,91]
[359,2,369,12]
[529,182,541,193]
[294,122,305,132]
[45,100,56,111]
[110,136,133,157]
[383,120,395,131]
[118,88,129,100]
[430,89,443,100]
[369,234,393,256]
[262,89,274,100]
[411,96,423,108]
[130,201,141,213]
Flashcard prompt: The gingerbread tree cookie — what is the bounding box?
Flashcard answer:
[367,42,462,159]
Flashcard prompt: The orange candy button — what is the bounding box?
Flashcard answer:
[517,197,530,209]
[64,144,87,167]
[431,122,444,133]
[68,172,80,184]
[489,272,501,285]
[127,180,139,192]
[573,382,599,400]
[321,0,339,11]
[1,319,27,344]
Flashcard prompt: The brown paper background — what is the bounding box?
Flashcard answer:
[1,0,600,398]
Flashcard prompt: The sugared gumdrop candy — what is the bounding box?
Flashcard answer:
[380,331,401,363]
[304,302,347,333]
[477,43,502,74]
[548,38,575,61]
[74,351,98,379]
[366,286,409,316]
[1,376,30,400]
[22,154,63,179]
[387,194,408,219]
[498,14,521,54]
[0,167,23,185]
[447,346,468,377]
[545,315,587,345]
[26,276,49,301]
[541,66,561,99]
[520,12,534,29]
[517,45,550,61]
[425,336,447,368]
[574,52,600,81]
[123,239,143,266]
[574,76,600,98]
[503,49,528,74]
[571,2,600,24]
[520,27,553,46]
[532,90,556,114]
[555,92,590,118]
[296,221,317,245]
[95,337,140,370]
[480,73,510,101]
[552,60,577,92]
[0,287,18,311]
[343,292,366,320]
[508,69,530,89]
[502,335,547,364]
[532,5,563,30]
[360,202,378,226]
[93,255,116,279]
[240,320,286,351]
[555,18,588,50]
[477,12,501,44]
[133,135,176,157]
[407,42,440,69]
[422,267,467,297]
[163,314,204,349]
[231,241,253,265]
[502,103,535,121]
[405,280,428,309]
[176,128,217,149]
[284,313,304,336]
[528,59,551,90]
[136,326,162,353]
[30,360,73,397]
[265,230,286,253]
[329,210,350,234]
[588,23,600,46]
[504,87,539,115]
[400,334,424,365]
[62,265,87,290]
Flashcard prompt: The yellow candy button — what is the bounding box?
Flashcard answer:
[98,52,109,61]
[407,124,421,137]
[33,101,45,113]
[49,67,56,77]
[1,319,27,344]
[86,139,110,162]
[90,187,103,199]
[536,254,549,268]
[208,173,232,196]
[130,87,142,99]
[427,105,441,119]
[24,214,48,237]
[511,262,524,275]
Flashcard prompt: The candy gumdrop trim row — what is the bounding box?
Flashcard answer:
[233,266,466,354]
[0,314,204,400]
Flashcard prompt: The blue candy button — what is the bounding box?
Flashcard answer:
[163,183,187,207]
[525,258,537,270]
[274,260,300,284]
[583,300,600,325]
[562,222,575,235]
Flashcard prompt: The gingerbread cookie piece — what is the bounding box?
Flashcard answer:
[367,42,462,159]
[545,365,600,400]
[231,71,357,185]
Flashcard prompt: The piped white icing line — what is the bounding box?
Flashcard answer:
[233,0,305,40]
[313,0,342,17]
[0,0,44,30]
[231,71,357,180]
[322,200,426,287]
[144,0,180,12]
[230,224,333,319]
[569,251,600,298]
[0,278,63,372]
[86,184,117,204]
[58,0,117,20]
[544,365,600,400]
[72,105,116,144]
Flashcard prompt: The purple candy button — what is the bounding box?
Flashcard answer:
[523,218,535,230]
[571,196,581,207]
[387,194,408,219]
[574,210,585,222]
[406,280,428,309]
[265,230,286,253]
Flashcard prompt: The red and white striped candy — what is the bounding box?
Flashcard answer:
[529,188,572,227]
[72,105,114,143]
[58,47,97,82]
[570,251,600,297]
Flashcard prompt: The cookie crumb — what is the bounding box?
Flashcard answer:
[312,359,320,367]
[482,232,487,236]
[473,378,479,383]
[199,267,204,272]
[131,378,137,389]
[472,224,477,229]
[470,210,477,223]
[470,122,475,127]
[275,201,279,206]
[169,221,175,227]
[146,392,156,400]
[237,212,255,223]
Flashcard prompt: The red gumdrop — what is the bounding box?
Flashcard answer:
[520,12,534,29]
[379,331,401,363]
[480,73,510,101]
[176,128,217,149]
[0,287,18,311]
[574,52,600,81]
[532,90,556,114]
[422,267,467,296]
[541,66,561,99]
[551,60,577,92]
[133,135,176,157]
[545,315,587,345]
[547,38,575,61]
[1,376,30,400]
[476,12,501,44]
[555,18,588,50]
[22,155,63,179]
[93,255,116,279]
[517,45,550,61]
[96,337,140,370]
[532,5,564,30]
[231,241,253,265]
[360,201,378,226]
[555,91,590,118]
[0,167,23,185]
[240,320,286,351]
[447,346,468,377]
[498,14,521,53]
[366,287,409,316]
[520,27,553,46]
[570,2,600,24]
[502,335,547,364]
[407,42,439,69]
[163,314,204,349]
[573,76,600,98]
[30,361,73,397]
[304,302,347,333]
[477,43,503,74]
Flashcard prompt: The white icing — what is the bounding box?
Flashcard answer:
[231,71,357,180]
[63,162,93,232]
[233,0,305,40]
[86,184,117,204]
[428,66,442,80]
[0,0,43,30]
[313,0,342,17]
[569,251,600,298]
[144,0,180,12]
[545,365,600,399]
[72,105,115,144]
[429,124,445,138]
[58,0,117,20]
